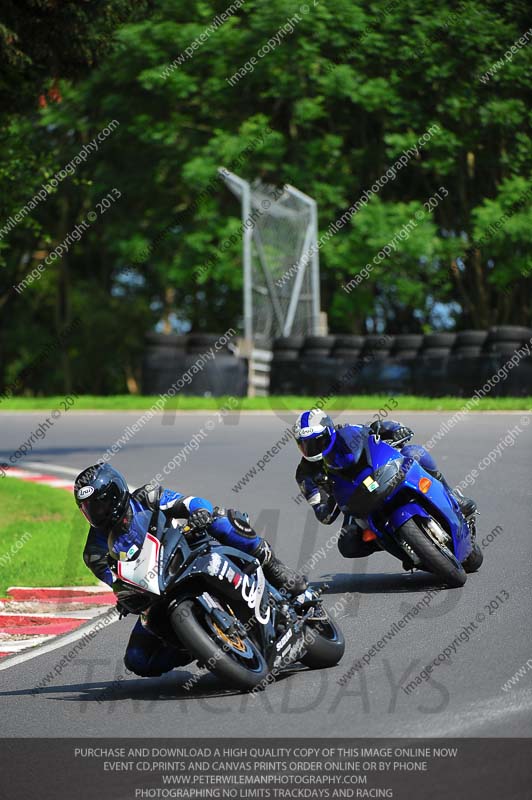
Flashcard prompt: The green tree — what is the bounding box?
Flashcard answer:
[0,0,153,394]
[1,0,531,395]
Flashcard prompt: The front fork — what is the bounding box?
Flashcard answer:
[359,516,413,564]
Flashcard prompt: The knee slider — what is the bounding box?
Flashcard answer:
[337,526,376,558]
[227,508,256,540]
[337,527,362,558]
[124,647,159,677]
[401,444,437,472]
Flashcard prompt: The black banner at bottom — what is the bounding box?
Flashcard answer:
[0,738,529,800]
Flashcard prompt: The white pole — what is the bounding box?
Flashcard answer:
[286,185,321,334]
[309,197,321,334]
[283,223,313,336]
[218,168,254,394]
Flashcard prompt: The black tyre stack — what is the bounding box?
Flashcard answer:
[268,327,532,396]
[272,336,303,361]
[142,333,187,395]
[301,335,336,359]
[361,334,394,360]
[413,333,456,394]
[420,332,456,359]
[327,336,366,395]
[391,335,423,361]
[380,335,423,395]
[269,336,304,394]
[483,326,532,397]
[331,335,364,361]
[186,332,233,355]
[453,330,487,358]
[142,326,532,398]
[484,326,532,356]
[142,332,247,396]
[299,335,338,395]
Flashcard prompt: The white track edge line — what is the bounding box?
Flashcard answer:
[21,461,82,477]
[6,464,138,493]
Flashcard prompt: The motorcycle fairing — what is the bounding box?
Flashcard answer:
[115,513,313,671]
[172,547,271,623]
[116,533,162,595]
[332,434,473,563]
[376,458,472,562]
[325,434,405,515]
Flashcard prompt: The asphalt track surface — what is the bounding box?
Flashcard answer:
[0,409,531,738]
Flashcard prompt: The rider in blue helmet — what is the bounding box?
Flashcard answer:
[294,409,476,559]
[74,463,306,678]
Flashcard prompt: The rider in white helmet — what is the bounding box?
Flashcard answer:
[294,409,476,559]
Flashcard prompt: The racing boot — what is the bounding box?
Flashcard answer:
[430,470,477,518]
[253,539,308,595]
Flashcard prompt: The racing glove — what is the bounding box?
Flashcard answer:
[112,580,149,616]
[308,488,340,525]
[370,420,414,445]
[187,508,213,531]
[298,476,340,525]
[314,493,339,524]
[115,599,130,619]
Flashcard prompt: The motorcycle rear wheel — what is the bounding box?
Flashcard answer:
[170,598,269,691]
[462,542,484,573]
[399,517,467,588]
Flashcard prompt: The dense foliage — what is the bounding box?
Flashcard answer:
[1,0,531,394]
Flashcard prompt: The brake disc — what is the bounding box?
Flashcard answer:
[424,518,451,547]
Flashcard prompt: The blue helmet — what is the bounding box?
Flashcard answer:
[294,409,337,462]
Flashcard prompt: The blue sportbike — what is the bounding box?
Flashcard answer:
[334,432,482,587]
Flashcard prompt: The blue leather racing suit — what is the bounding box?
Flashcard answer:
[83,484,261,677]
[295,420,439,558]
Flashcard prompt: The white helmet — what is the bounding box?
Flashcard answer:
[294,409,337,462]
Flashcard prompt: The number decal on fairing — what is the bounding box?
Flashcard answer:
[241,567,271,625]
[207,555,271,625]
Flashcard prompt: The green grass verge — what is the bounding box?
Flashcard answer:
[0,479,96,596]
[0,394,531,411]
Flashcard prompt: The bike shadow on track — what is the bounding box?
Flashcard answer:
[311,570,445,595]
[0,664,308,705]
[1,439,194,463]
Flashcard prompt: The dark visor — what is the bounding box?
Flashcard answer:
[79,492,116,527]
[298,430,332,458]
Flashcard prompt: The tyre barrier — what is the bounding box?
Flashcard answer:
[142,333,247,396]
[361,334,395,360]
[392,334,424,360]
[484,325,532,356]
[143,329,532,397]
[269,327,532,396]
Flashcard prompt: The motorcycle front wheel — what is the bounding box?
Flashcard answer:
[170,598,269,691]
[399,517,467,588]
